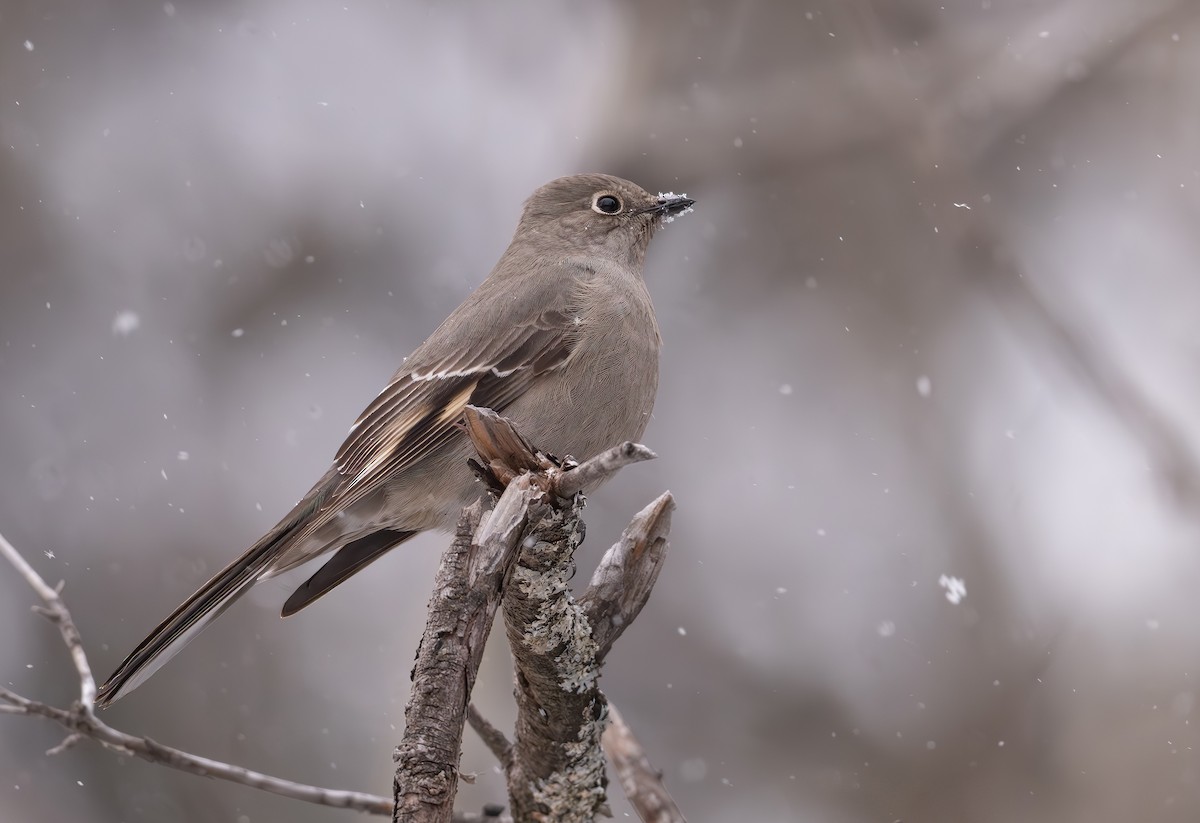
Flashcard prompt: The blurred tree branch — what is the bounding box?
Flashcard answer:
[839,0,1200,508]
[607,0,1193,181]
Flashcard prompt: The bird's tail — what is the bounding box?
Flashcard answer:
[94,523,295,709]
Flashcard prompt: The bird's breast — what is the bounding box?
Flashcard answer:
[540,282,660,459]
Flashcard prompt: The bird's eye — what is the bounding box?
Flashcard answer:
[593,194,622,214]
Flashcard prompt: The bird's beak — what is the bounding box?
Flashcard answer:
[640,193,695,219]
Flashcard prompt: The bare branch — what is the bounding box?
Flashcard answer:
[553,442,658,499]
[602,704,686,823]
[500,494,609,822]
[580,492,675,662]
[0,530,96,706]
[0,685,393,813]
[394,495,530,822]
[466,704,512,769]
[45,732,86,757]
[577,495,682,822]
[463,409,608,819]
[456,408,680,821]
[0,528,396,815]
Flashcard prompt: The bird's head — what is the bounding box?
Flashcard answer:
[517,173,695,268]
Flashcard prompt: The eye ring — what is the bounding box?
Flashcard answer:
[592,193,623,215]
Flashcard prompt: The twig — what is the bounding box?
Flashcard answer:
[553,442,658,499]
[0,528,396,815]
[0,531,96,707]
[601,704,686,823]
[466,704,512,769]
[580,494,684,822]
[579,492,675,662]
[44,732,86,756]
[0,685,394,814]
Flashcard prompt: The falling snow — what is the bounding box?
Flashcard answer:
[111,311,140,337]
[938,574,967,605]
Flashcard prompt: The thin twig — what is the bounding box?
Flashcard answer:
[466,704,512,769]
[45,731,86,756]
[553,442,658,499]
[0,528,395,815]
[578,494,683,822]
[0,531,96,707]
[602,704,686,823]
[0,685,393,813]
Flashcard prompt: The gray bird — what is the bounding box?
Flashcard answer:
[96,173,694,707]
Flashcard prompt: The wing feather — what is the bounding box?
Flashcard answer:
[326,288,583,518]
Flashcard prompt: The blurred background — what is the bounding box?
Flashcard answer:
[2,1,1199,820]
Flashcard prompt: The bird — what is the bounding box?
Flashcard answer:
[95,173,695,708]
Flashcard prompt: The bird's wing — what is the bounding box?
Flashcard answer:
[322,267,586,517]
[332,304,580,500]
